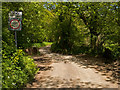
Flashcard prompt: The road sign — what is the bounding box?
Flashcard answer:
[8,11,22,31]
[10,19,20,29]
[8,11,22,49]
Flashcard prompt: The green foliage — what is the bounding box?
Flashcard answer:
[2,49,38,87]
[2,2,53,49]
[42,42,53,46]
[2,3,120,88]
[32,42,53,48]
[71,45,90,55]
[2,3,54,88]
[104,42,120,60]
[51,3,84,54]
[2,42,38,88]
[50,2,120,60]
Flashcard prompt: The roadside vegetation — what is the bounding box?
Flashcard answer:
[2,2,120,88]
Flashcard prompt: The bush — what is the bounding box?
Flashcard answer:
[71,45,90,55]
[2,41,38,88]
[103,43,120,60]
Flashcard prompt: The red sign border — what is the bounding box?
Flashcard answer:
[10,19,20,29]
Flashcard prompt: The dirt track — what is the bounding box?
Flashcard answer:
[26,45,118,88]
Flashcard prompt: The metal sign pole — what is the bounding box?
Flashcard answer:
[15,31,17,49]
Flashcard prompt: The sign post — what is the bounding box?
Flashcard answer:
[8,11,22,49]
[15,31,17,49]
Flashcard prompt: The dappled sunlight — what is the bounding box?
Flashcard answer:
[27,46,118,88]
[2,2,120,88]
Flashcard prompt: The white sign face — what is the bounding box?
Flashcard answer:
[9,11,22,18]
[18,12,22,15]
